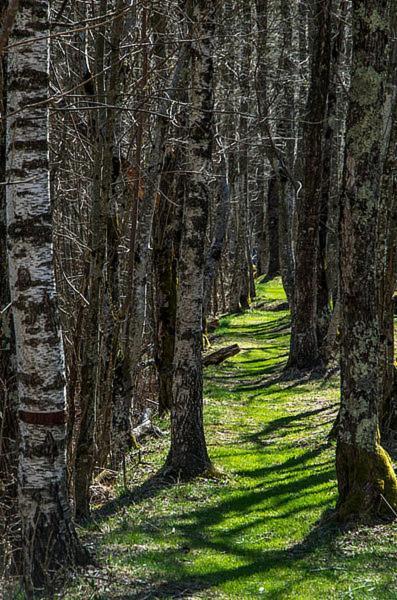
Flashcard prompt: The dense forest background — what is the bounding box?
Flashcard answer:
[1,0,397,597]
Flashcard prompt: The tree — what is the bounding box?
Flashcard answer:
[0,0,18,567]
[153,149,183,415]
[164,0,216,477]
[73,0,125,519]
[336,0,397,521]
[287,0,332,371]
[6,0,88,591]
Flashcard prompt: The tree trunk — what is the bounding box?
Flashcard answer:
[74,0,112,519]
[0,34,19,567]
[287,0,331,371]
[203,154,230,318]
[164,0,215,478]
[336,0,397,522]
[378,5,397,439]
[317,0,348,360]
[266,171,280,278]
[153,149,183,415]
[6,1,88,591]
[277,0,296,303]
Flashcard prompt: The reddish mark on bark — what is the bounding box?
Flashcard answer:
[19,410,66,425]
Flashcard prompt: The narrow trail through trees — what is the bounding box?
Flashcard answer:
[67,279,397,599]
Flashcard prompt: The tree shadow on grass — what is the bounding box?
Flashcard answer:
[224,313,290,335]
[92,472,175,524]
[240,361,335,393]
[91,439,340,598]
[244,406,337,442]
[106,470,341,599]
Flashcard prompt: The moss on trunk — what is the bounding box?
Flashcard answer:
[336,441,397,522]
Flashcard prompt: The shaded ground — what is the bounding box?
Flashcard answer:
[57,279,397,598]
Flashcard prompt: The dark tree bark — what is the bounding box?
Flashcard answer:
[266,171,280,278]
[317,0,348,360]
[287,0,332,371]
[164,0,216,478]
[336,0,397,522]
[254,0,269,279]
[153,149,183,415]
[203,154,230,318]
[276,0,296,303]
[378,5,397,439]
[74,0,118,519]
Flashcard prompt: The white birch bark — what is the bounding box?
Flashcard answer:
[6,1,87,592]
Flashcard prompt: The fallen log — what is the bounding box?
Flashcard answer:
[203,344,240,366]
[254,300,289,312]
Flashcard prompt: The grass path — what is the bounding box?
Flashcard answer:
[68,278,397,599]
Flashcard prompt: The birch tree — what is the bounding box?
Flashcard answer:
[6,0,88,591]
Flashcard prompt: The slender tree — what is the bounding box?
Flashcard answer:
[287,0,332,370]
[164,0,216,477]
[6,0,88,591]
[153,149,183,415]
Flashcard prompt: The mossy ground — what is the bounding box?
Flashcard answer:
[54,279,397,598]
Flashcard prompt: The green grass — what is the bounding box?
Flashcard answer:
[65,278,397,599]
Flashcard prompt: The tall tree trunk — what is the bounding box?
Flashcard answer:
[378,5,397,439]
[266,171,280,278]
[336,0,397,522]
[254,0,271,279]
[203,154,230,318]
[6,1,88,591]
[317,0,348,360]
[255,165,266,277]
[287,0,331,371]
[277,0,296,303]
[0,30,19,567]
[164,0,215,478]
[237,0,252,308]
[74,0,112,520]
[110,22,191,465]
[153,149,183,415]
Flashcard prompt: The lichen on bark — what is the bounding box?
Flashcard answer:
[336,0,397,522]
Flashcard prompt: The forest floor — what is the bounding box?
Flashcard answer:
[65,278,397,599]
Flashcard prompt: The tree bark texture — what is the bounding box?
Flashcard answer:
[0,37,19,567]
[153,149,183,415]
[6,1,88,591]
[266,171,280,278]
[336,0,397,522]
[377,3,397,439]
[287,0,331,370]
[165,0,216,478]
[74,0,112,520]
[203,154,230,318]
[276,0,296,303]
[317,0,348,360]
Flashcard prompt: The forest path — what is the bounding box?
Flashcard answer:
[68,279,397,599]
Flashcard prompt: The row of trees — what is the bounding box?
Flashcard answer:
[1,0,397,595]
